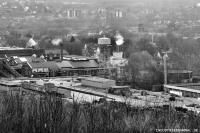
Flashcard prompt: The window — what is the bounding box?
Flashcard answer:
[25,68,29,76]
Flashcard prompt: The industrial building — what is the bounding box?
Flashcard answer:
[168,70,192,84]
[0,47,45,58]
[0,58,22,78]
[45,49,69,61]
[109,52,128,75]
[58,55,99,76]
[20,55,99,77]
[21,59,59,78]
[0,80,21,95]
[81,77,115,89]
[164,83,200,98]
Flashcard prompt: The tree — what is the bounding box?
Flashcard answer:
[25,33,32,38]
[128,52,142,88]
[166,32,178,47]
[167,22,181,31]
[63,41,83,55]
[155,36,169,52]
[128,51,155,89]
[123,38,137,58]
[136,38,156,56]
[70,36,75,43]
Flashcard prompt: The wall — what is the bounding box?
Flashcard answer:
[21,63,32,77]
[164,86,200,98]
[82,79,116,89]
[0,85,21,95]
[102,80,116,88]
[82,80,103,88]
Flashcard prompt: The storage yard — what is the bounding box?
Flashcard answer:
[1,77,200,113]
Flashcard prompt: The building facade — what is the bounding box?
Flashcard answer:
[0,47,45,58]
[164,84,200,98]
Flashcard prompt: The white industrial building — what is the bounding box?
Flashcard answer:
[164,83,200,98]
[81,77,115,89]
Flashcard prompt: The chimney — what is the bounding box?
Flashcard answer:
[60,42,63,61]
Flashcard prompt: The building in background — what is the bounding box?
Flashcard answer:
[57,55,99,77]
[0,80,21,95]
[109,52,128,75]
[82,77,116,89]
[108,10,127,19]
[98,36,111,63]
[45,49,69,61]
[164,83,200,98]
[0,47,45,58]
[67,9,82,18]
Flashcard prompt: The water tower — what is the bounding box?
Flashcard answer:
[98,36,111,62]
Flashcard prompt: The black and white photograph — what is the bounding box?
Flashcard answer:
[0,0,199,132]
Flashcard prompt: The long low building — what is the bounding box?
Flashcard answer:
[0,80,21,95]
[164,83,200,98]
[0,47,44,58]
[81,77,116,89]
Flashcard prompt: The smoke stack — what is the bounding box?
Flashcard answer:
[51,38,63,61]
[60,42,63,61]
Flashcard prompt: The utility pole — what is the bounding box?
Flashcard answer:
[163,54,167,84]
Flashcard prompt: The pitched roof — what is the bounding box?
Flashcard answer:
[64,55,96,60]
[55,60,98,69]
[26,57,46,63]
[27,61,60,71]
[69,60,98,68]
[25,57,50,68]
[12,56,46,64]
[56,61,73,69]
[28,61,48,68]
[44,61,60,71]
[84,77,115,83]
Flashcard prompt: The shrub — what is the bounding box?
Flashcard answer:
[0,93,199,133]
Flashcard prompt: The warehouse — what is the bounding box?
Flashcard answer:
[164,83,200,98]
[0,80,21,95]
[81,77,115,89]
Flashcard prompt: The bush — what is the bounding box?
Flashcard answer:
[0,93,199,133]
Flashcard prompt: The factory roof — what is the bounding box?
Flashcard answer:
[168,70,193,73]
[44,61,60,71]
[69,60,98,68]
[27,60,60,71]
[56,61,73,69]
[64,55,97,60]
[56,60,98,69]
[45,49,69,55]
[83,77,115,83]
[0,47,25,50]
[164,84,200,93]
[14,56,46,64]
[0,80,21,86]
[28,61,49,69]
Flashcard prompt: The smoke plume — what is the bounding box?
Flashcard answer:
[115,31,124,46]
[51,38,63,45]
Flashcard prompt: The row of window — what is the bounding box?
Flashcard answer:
[166,88,200,98]
[0,50,44,54]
